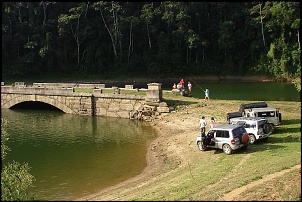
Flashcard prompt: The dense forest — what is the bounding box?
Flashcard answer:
[2,2,300,81]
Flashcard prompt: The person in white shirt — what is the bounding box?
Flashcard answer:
[187,81,192,94]
[199,116,207,136]
[204,88,210,100]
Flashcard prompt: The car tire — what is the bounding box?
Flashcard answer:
[264,124,270,134]
[269,123,275,133]
[249,134,256,144]
[197,141,205,151]
[222,144,232,155]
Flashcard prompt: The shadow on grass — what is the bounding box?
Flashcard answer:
[204,140,292,155]
[163,98,200,106]
[279,119,301,126]
[275,127,301,134]
[263,135,301,144]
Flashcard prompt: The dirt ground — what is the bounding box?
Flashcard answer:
[75,97,301,201]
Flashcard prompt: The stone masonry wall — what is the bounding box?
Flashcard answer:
[1,83,170,120]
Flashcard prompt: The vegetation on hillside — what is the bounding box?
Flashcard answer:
[2,2,300,83]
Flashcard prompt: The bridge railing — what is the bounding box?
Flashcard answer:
[1,86,74,95]
[32,82,106,89]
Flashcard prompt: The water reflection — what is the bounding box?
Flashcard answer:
[2,109,158,201]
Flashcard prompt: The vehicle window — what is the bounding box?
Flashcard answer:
[208,130,215,136]
[258,120,266,125]
[237,121,245,126]
[245,122,255,128]
[216,130,229,138]
[256,111,275,117]
[232,127,247,138]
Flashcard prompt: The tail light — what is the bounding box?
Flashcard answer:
[231,139,235,144]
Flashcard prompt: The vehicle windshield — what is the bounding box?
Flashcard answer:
[232,127,247,138]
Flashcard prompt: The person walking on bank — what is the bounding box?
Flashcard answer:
[199,116,207,136]
[204,88,210,100]
[188,81,192,94]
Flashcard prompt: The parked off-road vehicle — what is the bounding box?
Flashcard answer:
[229,117,273,144]
[226,102,268,122]
[196,124,249,155]
[226,102,281,131]
[242,107,281,128]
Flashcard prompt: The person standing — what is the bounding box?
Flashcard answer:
[199,116,207,136]
[180,79,185,91]
[204,88,210,100]
[247,108,255,117]
[187,81,192,94]
[210,117,215,128]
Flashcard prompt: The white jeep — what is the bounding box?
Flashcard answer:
[229,117,273,144]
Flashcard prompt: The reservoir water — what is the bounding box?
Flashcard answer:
[1,81,300,200]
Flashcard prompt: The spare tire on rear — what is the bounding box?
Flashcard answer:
[263,124,270,134]
[241,133,249,144]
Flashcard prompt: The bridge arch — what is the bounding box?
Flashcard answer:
[2,94,75,114]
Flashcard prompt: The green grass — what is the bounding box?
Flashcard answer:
[129,92,301,201]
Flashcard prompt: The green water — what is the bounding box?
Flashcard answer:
[1,81,299,201]
[2,109,158,201]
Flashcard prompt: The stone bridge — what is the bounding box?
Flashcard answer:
[1,82,170,120]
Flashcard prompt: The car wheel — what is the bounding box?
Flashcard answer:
[269,123,275,133]
[263,124,270,134]
[197,141,205,151]
[249,134,256,144]
[222,144,232,155]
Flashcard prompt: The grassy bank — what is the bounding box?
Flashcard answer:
[82,91,301,201]
[159,92,301,200]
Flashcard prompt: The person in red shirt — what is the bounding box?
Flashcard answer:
[180,79,185,91]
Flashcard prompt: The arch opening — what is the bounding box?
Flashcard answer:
[10,101,64,112]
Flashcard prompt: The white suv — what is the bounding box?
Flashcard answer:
[196,124,249,155]
[229,117,273,144]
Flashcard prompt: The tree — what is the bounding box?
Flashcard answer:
[1,118,36,201]
[58,2,89,64]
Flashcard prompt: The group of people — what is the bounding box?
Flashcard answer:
[199,116,215,136]
[173,79,192,94]
[199,116,216,149]
[172,78,209,99]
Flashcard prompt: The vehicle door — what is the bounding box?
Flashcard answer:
[214,130,229,149]
[206,130,216,147]
[244,121,258,136]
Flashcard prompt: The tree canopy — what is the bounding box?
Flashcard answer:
[2,2,300,81]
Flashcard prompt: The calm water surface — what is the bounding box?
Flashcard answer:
[2,109,158,201]
[162,81,300,101]
[1,82,300,201]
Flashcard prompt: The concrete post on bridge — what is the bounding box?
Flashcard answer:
[145,83,162,104]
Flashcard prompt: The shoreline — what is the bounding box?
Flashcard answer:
[73,80,300,201]
[74,115,173,201]
[60,75,291,86]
